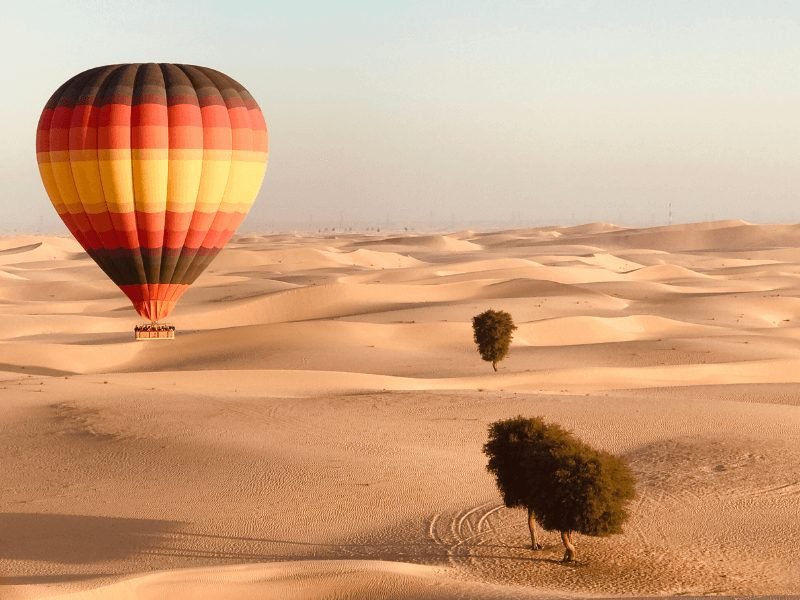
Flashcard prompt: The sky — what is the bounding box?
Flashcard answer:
[1,0,799,232]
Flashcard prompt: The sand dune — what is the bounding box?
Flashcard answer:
[0,238,84,264]
[0,242,44,256]
[3,221,800,599]
[41,561,549,600]
[358,234,483,253]
[569,221,800,253]
[212,246,423,274]
[514,314,725,346]
[547,221,626,235]
[625,263,711,281]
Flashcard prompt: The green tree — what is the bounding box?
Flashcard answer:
[472,309,517,371]
[483,416,636,561]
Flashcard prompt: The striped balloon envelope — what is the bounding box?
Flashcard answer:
[36,63,268,322]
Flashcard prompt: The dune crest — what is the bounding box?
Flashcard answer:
[41,561,549,600]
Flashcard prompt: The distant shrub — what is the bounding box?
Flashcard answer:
[472,309,517,371]
[483,416,636,561]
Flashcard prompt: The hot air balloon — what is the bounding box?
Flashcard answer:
[35,63,268,338]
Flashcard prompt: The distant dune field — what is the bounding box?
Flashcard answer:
[2,221,800,599]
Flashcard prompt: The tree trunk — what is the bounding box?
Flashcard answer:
[492,360,497,372]
[561,530,577,562]
[527,508,542,550]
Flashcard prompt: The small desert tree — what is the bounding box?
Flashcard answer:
[483,416,636,561]
[472,309,517,371]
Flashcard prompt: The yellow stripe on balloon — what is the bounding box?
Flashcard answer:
[37,162,68,213]
[218,160,268,212]
[131,149,170,161]
[203,149,235,161]
[232,150,269,163]
[50,161,83,210]
[132,158,169,213]
[98,158,135,213]
[83,200,112,213]
[166,158,203,212]
[195,154,232,212]
[167,148,204,161]
[71,160,108,215]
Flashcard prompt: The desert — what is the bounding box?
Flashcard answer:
[2,220,800,599]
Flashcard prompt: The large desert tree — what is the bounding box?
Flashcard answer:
[472,309,517,371]
[483,416,636,561]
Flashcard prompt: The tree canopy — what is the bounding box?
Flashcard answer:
[483,416,636,560]
[472,309,517,371]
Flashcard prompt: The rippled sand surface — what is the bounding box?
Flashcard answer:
[2,221,800,598]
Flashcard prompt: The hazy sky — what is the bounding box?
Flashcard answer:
[2,0,799,231]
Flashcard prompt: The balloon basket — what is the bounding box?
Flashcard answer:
[134,324,176,341]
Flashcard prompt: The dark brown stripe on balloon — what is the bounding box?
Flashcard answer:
[87,247,223,286]
[44,64,256,109]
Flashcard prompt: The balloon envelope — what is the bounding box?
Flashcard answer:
[36,63,268,321]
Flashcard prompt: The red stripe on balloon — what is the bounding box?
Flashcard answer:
[59,211,247,250]
[132,103,169,127]
[108,211,140,250]
[98,104,133,127]
[43,126,260,151]
[162,211,195,248]
[167,103,203,127]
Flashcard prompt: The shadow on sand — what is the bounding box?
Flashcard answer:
[0,512,184,564]
[0,512,567,587]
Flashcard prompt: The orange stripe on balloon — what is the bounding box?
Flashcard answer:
[200,105,231,127]
[120,283,189,321]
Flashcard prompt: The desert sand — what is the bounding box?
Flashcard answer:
[2,220,800,599]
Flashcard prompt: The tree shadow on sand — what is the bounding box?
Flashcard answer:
[0,512,568,587]
[1,574,114,585]
[146,531,567,565]
[0,512,184,564]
